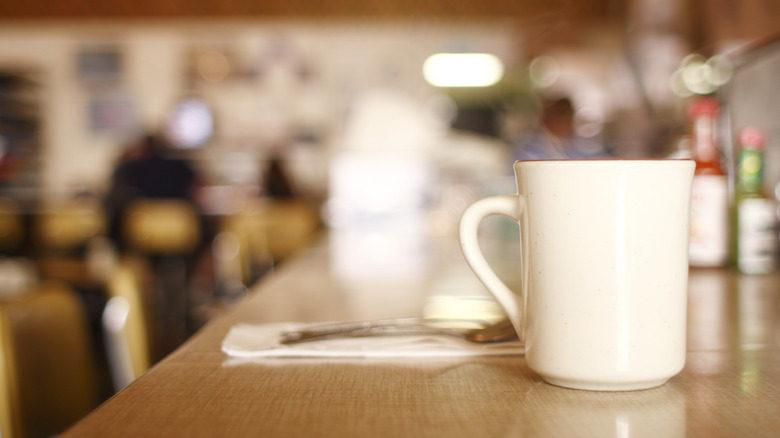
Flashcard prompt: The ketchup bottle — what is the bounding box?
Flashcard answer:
[688,96,728,268]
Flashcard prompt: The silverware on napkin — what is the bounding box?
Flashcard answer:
[278,317,518,344]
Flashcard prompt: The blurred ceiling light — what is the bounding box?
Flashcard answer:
[197,50,231,83]
[574,106,604,138]
[681,55,716,95]
[529,56,560,88]
[164,97,214,148]
[671,53,733,97]
[423,53,504,87]
[706,55,733,86]
[670,69,693,97]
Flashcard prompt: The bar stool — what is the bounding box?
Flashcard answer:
[121,199,201,356]
[218,204,273,288]
[216,199,318,289]
[121,199,200,255]
[102,255,153,392]
[0,198,24,254]
[33,198,106,286]
[261,199,320,262]
[0,281,99,438]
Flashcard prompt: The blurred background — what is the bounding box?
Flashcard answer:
[0,0,777,198]
[0,0,779,436]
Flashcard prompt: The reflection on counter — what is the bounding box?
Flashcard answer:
[686,267,780,405]
[736,274,780,395]
[507,385,686,438]
[687,270,732,365]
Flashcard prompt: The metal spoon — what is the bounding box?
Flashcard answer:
[279,317,518,344]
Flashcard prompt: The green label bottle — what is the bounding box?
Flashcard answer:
[734,127,778,274]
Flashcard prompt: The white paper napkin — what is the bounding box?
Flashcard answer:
[221,322,524,359]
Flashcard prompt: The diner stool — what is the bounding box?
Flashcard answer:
[0,197,24,254]
[102,255,153,392]
[0,280,99,438]
[34,198,105,251]
[121,199,201,356]
[32,198,110,395]
[121,199,200,255]
[33,197,106,286]
[216,199,318,288]
[261,199,320,262]
[218,205,273,288]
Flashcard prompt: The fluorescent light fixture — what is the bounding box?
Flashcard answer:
[423,53,504,87]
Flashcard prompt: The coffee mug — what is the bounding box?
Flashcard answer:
[459,160,694,391]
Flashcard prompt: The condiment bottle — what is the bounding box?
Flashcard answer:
[688,96,729,268]
[733,126,777,274]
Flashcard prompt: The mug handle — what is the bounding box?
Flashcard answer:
[458,195,525,337]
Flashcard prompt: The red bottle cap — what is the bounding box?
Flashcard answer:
[688,96,719,119]
[739,126,766,150]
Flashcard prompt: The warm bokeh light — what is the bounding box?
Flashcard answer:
[422,53,504,87]
[671,53,734,97]
[164,98,215,149]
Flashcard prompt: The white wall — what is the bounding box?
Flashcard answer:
[0,19,520,195]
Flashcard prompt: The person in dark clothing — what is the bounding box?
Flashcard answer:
[263,155,296,199]
[512,97,610,161]
[104,133,200,247]
[103,133,205,357]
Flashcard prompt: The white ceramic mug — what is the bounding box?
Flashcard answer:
[459,160,695,391]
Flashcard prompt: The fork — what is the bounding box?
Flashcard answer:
[278,317,518,344]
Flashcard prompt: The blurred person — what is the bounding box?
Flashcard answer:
[512,97,610,161]
[263,154,297,199]
[104,133,207,356]
[104,133,202,249]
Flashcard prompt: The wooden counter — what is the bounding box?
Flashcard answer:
[64,232,780,437]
